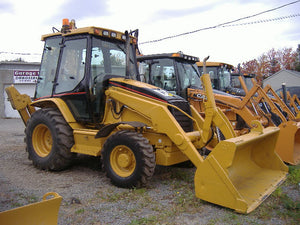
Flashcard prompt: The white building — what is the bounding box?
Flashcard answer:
[263,69,300,91]
[0,61,40,118]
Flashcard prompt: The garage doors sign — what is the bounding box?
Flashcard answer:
[14,70,39,83]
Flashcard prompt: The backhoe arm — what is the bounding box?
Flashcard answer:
[5,85,35,125]
[239,76,249,95]
[263,84,296,120]
[238,78,287,124]
[287,92,300,119]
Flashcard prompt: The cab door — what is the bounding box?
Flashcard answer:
[54,37,92,121]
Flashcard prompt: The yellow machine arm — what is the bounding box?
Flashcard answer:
[192,56,236,143]
[200,73,236,142]
[5,85,35,125]
[238,76,300,165]
[281,91,300,119]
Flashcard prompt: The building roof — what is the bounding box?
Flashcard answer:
[264,69,300,82]
[0,61,40,66]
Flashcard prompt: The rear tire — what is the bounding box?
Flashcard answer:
[25,108,74,171]
[102,130,155,188]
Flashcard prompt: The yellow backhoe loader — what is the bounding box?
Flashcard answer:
[281,90,300,119]
[196,61,300,165]
[238,76,300,165]
[230,72,255,95]
[5,20,288,214]
[236,72,300,119]
[234,72,300,119]
[196,61,248,96]
[242,77,298,122]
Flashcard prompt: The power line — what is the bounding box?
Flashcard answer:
[2,13,299,57]
[140,0,300,45]
[222,13,300,28]
[1,1,299,56]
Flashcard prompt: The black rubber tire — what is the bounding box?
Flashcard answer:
[102,130,155,188]
[25,108,74,171]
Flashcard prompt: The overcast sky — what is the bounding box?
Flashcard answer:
[0,0,299,66]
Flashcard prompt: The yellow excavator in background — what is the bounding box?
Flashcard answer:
[195,61,300,165]
[281,90,300,118]
[237,76,300,165]
[196,61,248,96]
[138,53,299,164]
[232,72,300,119]
[5,20,288,214]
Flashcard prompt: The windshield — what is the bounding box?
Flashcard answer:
[219,70,231,91]
[199,66,218,89]
[139,58,201,95]
[175,60,201,91]
[138,56,201,97]
[35,37,61,99]
[199,65,231,91]
[90,37,138,81]
[244,77,253,91]
[230,75,242,88]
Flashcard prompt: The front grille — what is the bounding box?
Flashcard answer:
[168,99,193,132]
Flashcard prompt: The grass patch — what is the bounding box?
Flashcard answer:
[286,165,300,186]
[174,187,203,211]
[129,215,158,225]
[98,188,149,203]
[4,192,40,210]
[257,184,300,223]
[75,208,85,214]
[16,193,39,204]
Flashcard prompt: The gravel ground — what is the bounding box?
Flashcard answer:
[0,118,299,225]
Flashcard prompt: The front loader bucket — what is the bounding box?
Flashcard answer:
[194,124,288,213]
[276,121,300,165]
[0,192,62,225]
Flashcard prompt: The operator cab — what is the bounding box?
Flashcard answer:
[35,19,139,123]
[197,62,233,92]
[137,53,201,99]
[230,73,256,96]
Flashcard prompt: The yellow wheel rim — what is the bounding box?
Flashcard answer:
[110,145,136,177]
[32,124,53,157]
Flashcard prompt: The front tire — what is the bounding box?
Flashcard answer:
[102,130,155,188]
[25,108,74,171]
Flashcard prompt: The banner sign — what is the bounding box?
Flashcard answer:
[14,70,39,83]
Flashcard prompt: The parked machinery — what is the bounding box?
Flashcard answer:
[237,76,300,165]
[6,21,288,213]
[196,60,300,165]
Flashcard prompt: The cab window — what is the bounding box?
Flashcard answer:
[55,38,87,94]
[35,37,61,99]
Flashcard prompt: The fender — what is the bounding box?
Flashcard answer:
[31,98,76,123]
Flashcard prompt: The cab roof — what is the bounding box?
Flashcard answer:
[196,61,234,69]
[137,52,199,63]
[41,26,136,43]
